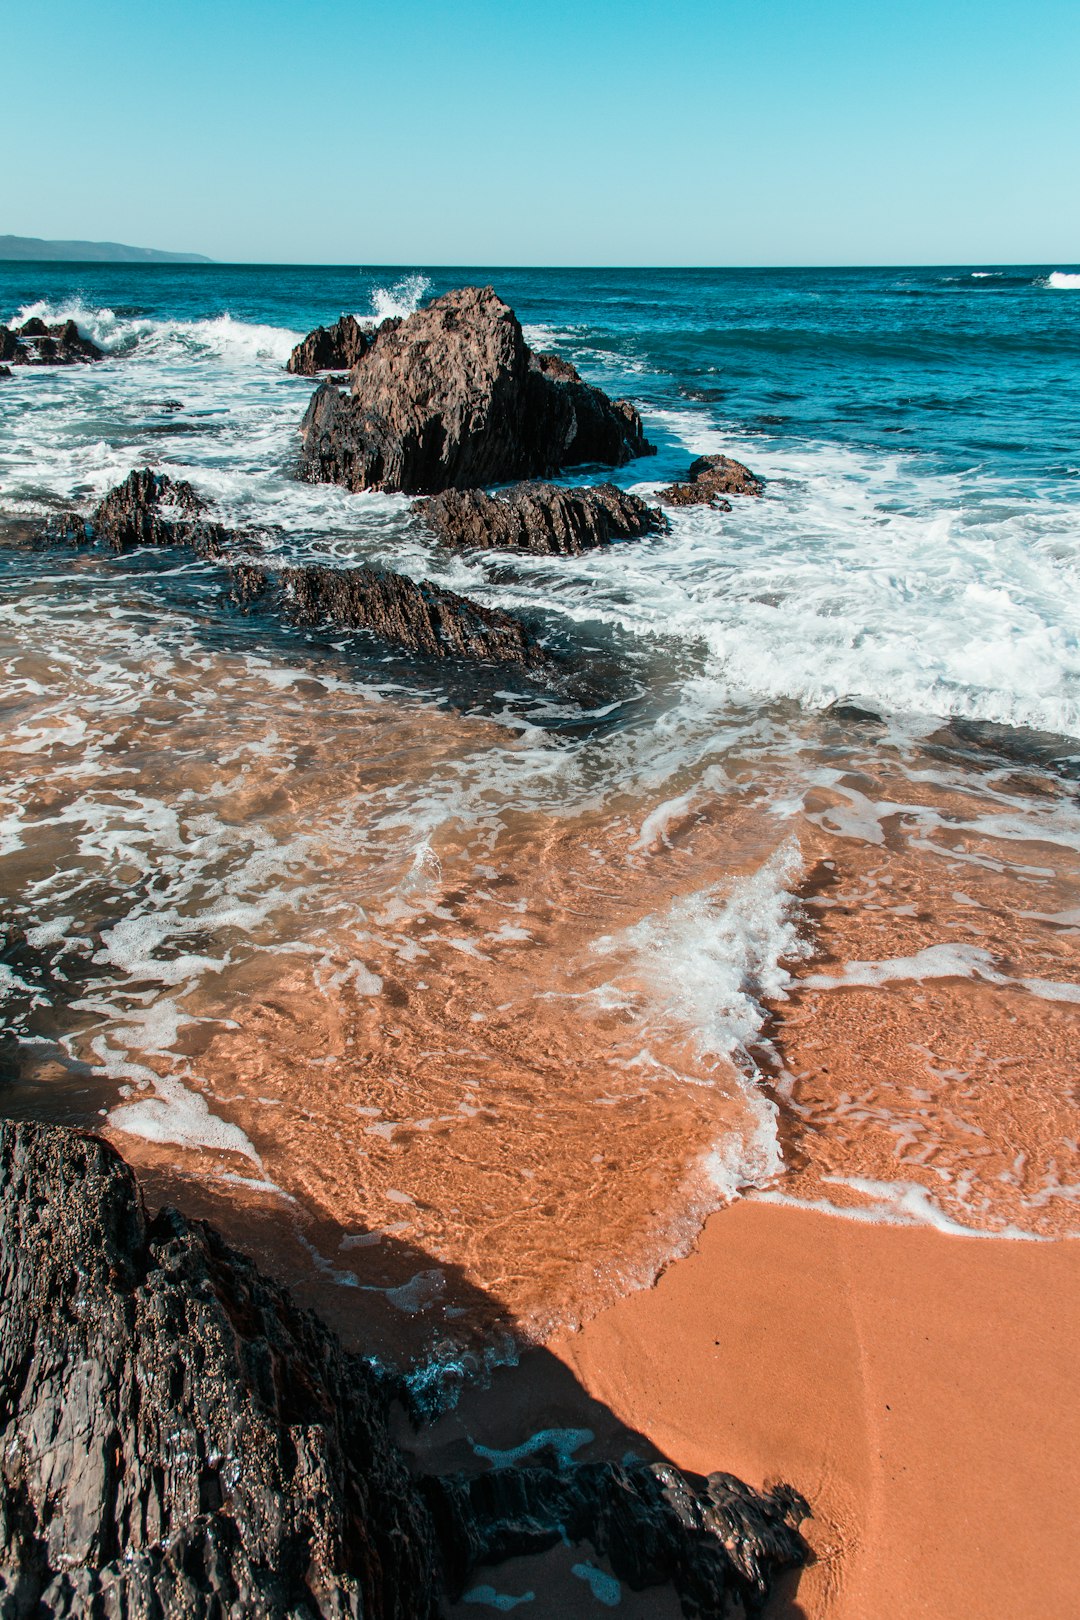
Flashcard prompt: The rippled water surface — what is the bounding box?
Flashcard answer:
[2,262,1078,1359]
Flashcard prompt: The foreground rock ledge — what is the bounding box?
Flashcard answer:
[421,481,669,556]
[297,286,655,495]
[0,1120,808,1617]
[0,316,103,366]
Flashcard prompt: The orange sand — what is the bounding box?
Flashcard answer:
[550,1200,1080,1620]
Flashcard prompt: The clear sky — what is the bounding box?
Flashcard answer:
[5,0,1079,265]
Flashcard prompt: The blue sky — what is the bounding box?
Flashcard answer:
[5,0,1079,264]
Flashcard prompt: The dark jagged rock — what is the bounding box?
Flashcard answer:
[0,315,104,366]
[232,562,549,672]
[0,364,10,379]
[425,1459,808,1617]
[297,286,654,495]
[287,314,401,376]
[422,481,668,557]
[76,468,231,556]
[660,454,765,508]
[0,1118,437,1620]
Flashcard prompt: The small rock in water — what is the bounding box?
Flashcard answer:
[79,466,232,555]
[659,453,765,507]
[421,481,668,556]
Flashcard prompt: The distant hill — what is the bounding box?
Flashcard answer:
[0,235,211,264]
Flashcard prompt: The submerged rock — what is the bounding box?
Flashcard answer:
[79,467,231,556]
[287,313,400,376]
[421,481,668,556]
[659,454,765,507]
[0,1119,809,1617]
[297,285,654,494]
[0,364,11,379]
[232,561,549,672]
[0,315,104,366]
[0,1119,436,1619]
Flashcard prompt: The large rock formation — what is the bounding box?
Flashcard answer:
[297,286,654,495]
[79,467,231,556]
[0,1120,809,1617]
[0,1119,436,1619]
[659,454,764,508]
[0,316,103,366]
[421,481,668,556]
[287,314,399,376]
[232,562,549,672]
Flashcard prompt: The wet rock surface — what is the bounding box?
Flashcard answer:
[287,314,400,377]
[297,286,654,494]
[0,316,104,366]
[55,467,233,556]
[232,562,550,672]
[659,454,765,507]
[0,1119,437,1620]
[421,481,668,556]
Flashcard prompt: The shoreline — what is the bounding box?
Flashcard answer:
[547,1196,1080,1619]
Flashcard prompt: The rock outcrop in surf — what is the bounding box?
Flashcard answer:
[659,454,765,507]
[231,562,550,672]
[0,1119,809,1618]
[287,313,399,376]
[0,315,103,366]
[296,286,654,494]
[421,481,668,556]
[74,467,231,555]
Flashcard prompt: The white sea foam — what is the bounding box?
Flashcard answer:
[1043,271,1080,290]
[800,940,1080,1003]
[757,1179,1046,1239]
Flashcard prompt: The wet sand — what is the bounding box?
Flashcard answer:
[550,1200,1080,1619]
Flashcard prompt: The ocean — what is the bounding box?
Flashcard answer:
[1,263,1078,1361]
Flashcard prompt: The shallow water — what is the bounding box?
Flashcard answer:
[2,263,1078,1361]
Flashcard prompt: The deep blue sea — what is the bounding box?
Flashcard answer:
[1,263,1079,1337]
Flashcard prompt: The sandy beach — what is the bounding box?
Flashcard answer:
[551,1199,1080,1619]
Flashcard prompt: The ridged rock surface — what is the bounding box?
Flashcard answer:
[421,481,668,556]
[79,468,231,556]
[0,1119,437,1620]
[659,454,765,507]
[297,286,654,494]
[0,316,103,366]
[232,562,549,671]
[287,315,400,377]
